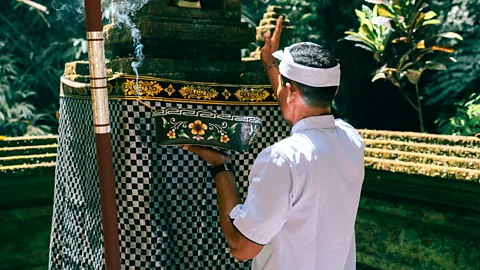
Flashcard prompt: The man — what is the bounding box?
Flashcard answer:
[183,16,365,269]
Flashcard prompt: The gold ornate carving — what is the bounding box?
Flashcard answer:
[64,85,73,94]
[164,84,176,96]
[222,89,232,100]
[179,85,219,100]
[235,88,270,102]
[114,81,121,93]
[122,79,163,97]
[75,87,89,96]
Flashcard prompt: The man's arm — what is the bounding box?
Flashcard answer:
[181,146,263,261]
[181,15,286,261]
[214,171,264,261]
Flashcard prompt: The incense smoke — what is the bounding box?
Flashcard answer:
[51,0,149,97]
[112,0,149,97]
[51,0,86,35]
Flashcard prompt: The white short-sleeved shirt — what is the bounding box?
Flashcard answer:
[229,115,365,270]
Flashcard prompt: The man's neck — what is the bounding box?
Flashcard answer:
[289,106,331,127]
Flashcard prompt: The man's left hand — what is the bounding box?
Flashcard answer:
[182,145,231,166]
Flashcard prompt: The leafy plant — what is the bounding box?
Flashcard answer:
[0,49,52,136]
[421,0,480,135]
[436,93,480,136]
[343,0,463,132]
[0,0,113,137]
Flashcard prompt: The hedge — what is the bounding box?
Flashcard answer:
[363,139,479,159]
[359,130,479,148]
[0,154,57,167]
[0,162,56,179]
[365,157,479,183]
[0,135,58,148]
[0,145,58,158]
[365,148,479,170]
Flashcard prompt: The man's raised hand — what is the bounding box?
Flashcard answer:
[261,15,283,69]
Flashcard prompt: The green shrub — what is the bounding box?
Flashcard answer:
[436,93,480,136]
[343,0,463,132]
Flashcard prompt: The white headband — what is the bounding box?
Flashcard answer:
[272,42,341,87]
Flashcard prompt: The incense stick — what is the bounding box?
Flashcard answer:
[137,99,156,111]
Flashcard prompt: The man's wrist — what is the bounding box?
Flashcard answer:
[210,162,235,178]
[264,62,277,71]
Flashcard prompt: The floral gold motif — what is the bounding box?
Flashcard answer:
[122,79,163,97]
[189,120,208,141]
[114,81,121,93]
[220,134,230,143]
[167,130,176,139]
[235,88,270,102]
[179,85,218,100]
[222,89,232,100]
[162,116,238,144]
[164,84,176,96]
[75,87,89,96]
[107,83,113,94]
[64,85,73,94]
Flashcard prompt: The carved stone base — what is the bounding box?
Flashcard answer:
[105,0,253,62]
[64,58,269,85]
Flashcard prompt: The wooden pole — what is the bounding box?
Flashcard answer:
[83,0,121,269]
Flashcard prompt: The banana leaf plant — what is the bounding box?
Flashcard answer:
[343,0,463,132]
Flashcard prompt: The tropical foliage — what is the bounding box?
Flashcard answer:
[0,0,111,137]
[343,0,463,132]
[436,93,480,136]
[424,0,480,135]
[1,0,478,136]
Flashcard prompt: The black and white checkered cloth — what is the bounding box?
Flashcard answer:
[49,98,289,269]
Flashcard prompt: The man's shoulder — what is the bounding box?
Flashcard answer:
[335,118,365,147]
[258,136,308,163]
[335,119,362,137]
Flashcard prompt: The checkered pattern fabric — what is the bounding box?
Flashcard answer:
[49,98,289,269]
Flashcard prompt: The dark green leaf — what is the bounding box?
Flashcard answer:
[344,34,366,43]
[425,61,447,71]
[434,57,457,63]
[300,13,313,22]
[355,43,375,52]
[405,69,422,85]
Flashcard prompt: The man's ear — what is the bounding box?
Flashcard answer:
[286,82,297,103]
